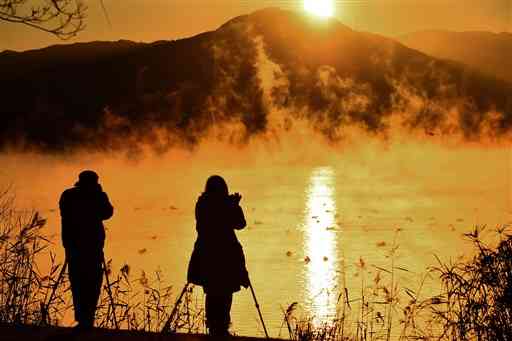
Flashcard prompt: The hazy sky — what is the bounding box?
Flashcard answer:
[1,0,510,51]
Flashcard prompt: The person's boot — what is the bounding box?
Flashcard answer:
[73,318,94,333]
[82,318,94,330]
[71,323,86,334]
[209,328,231,337]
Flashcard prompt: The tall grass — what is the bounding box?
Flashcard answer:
[0,187,70,325]
[431,225,512,341]
[95,263,204,332]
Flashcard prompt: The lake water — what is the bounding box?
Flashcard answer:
[2,140,511,337]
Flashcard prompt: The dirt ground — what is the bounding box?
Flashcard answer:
[0,324,282,341]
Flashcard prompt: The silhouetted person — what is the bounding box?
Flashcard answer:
[59,170,113,330]
[187,175,249,336]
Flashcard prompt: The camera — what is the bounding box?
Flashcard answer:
[229,192,242,204]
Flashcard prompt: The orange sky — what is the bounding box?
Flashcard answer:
[1,0,510,52]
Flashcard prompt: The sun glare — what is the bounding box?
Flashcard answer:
[303,167,339,323]
[304,0,334,18]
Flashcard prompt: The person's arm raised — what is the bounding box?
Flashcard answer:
[229,193,246,230]
[233,205,246,230]
[99,192,114,220]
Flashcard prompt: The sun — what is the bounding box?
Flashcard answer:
[304,0,335,18]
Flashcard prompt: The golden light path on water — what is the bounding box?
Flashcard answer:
[303,166,339,323]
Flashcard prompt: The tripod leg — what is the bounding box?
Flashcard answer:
[161,283,190,333]
[249,280,270,339]
[102,256,119,329]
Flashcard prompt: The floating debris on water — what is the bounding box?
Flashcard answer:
[405,217,414,222]
[304,256,311,263]
[323,256,328,261]
[311,215,318,219]
[357,257,366,269]
[151,235,157,240]
[456,218,464,222]
[376,241,386,247]
[325,226,336,231]
[138,248,147,255]
[286,251,293,257]
[376,311,384,323]
[169,206,178,210]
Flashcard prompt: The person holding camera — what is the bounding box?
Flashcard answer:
[59,170,114,330]
[187,175,249,336]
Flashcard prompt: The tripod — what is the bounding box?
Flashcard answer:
[248,279,269,339]
[161,282,192,333]
[161,279,269,339]
[43,254,119,329]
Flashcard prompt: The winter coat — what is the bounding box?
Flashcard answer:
[59,183,114,251]
[187,192,249,294]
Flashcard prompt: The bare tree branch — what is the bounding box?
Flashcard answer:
[0,0,87,39]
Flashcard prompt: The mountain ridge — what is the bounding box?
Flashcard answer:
[1,8,511,153]
[398,30,512,82]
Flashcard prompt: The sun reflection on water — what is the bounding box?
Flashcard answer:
[303,166,339,322]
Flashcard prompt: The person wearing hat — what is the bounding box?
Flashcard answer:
[59,170,114,330]
[187,175,250,336]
